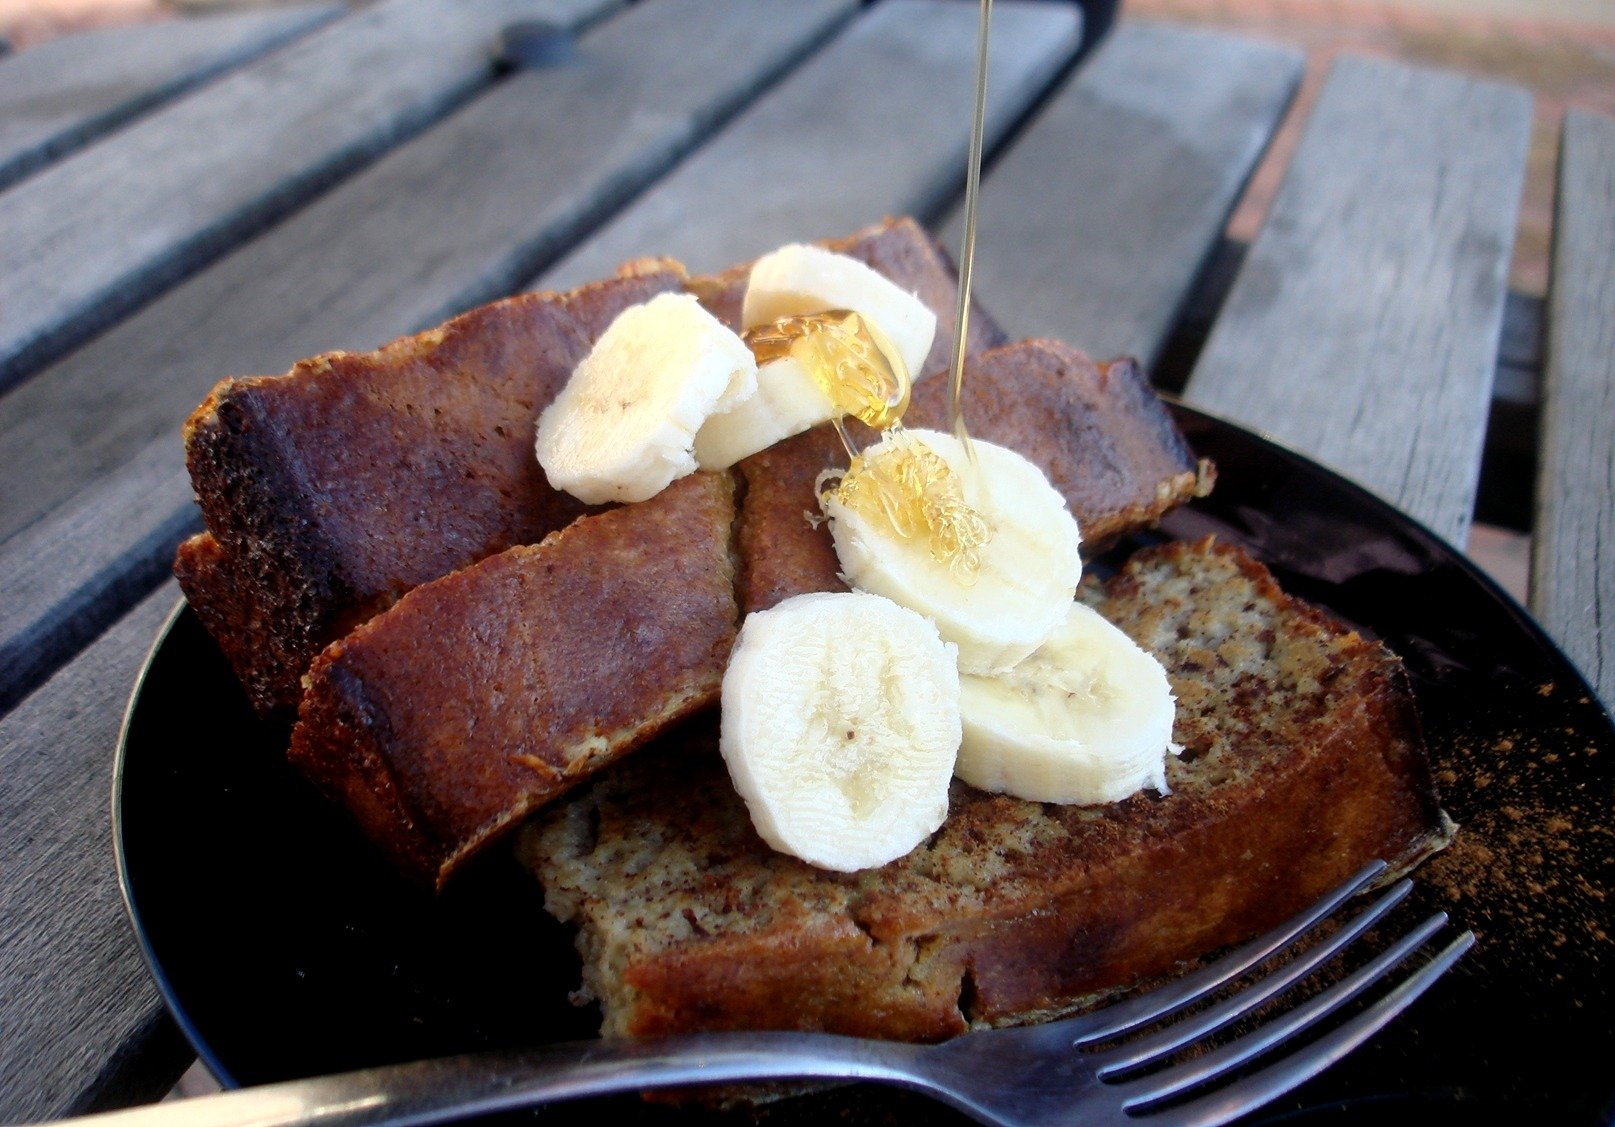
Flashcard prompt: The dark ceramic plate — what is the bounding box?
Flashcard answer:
[116,405,1615,1123]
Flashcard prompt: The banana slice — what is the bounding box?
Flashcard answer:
[536,293,755,504]
[956,601,1178,804]
[693,246,938,470]
[741,243,937,379]
[693,353,830,471]
[823,428,1083,676]
[720,591,961,872]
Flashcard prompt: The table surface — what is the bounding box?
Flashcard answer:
[0,0,1611,1121]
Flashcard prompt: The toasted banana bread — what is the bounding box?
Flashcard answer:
[736,341,1213,614]
[290,471,739,888]
[178,264,680,717]
[178,219,1002,718]
[517,537,1452,1040]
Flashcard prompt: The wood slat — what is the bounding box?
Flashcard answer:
[936,19,1302,369]
[0,0,850,547]
[0,0,618,392]
[0,4,341,191]
[540,0,1081,289]
[0,584,189,1122]
[0,442,197,714]
[1182,55,1532,547]
[0,0,854,716]
[1532,108,1615,711]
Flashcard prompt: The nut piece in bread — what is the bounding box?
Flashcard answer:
[518,537,1452,1040]
[290,471,739,888]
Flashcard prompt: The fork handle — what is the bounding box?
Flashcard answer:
[53,1035,925,1127]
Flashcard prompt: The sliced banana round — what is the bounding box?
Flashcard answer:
[535,292,756,505]
[720,591,961,872]
[741,243,937,380]
[957,600,1177,804]
[693,353,830,471]
[823,428,1083,676]
[694,245,938,471]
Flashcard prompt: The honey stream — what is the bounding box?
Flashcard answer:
[948,0,992,468]
[741,0,996,579]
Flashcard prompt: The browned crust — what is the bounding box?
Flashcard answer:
[735,340,1209,616]
[172,531,305,712]
[520,537,1452,1039]
[289,472,740,888]
[180,269,682,716]
[179,218,1002,718]
[732,423,848,615]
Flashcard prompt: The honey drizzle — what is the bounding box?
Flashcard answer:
[742,310,910,462]
[948,0,992,470]
[827,431,993,583]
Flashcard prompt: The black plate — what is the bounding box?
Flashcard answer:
[116,405,1615,1123]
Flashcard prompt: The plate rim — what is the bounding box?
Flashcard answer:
[111,596,236,1085]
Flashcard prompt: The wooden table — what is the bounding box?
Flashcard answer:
[1,0,1610,1120]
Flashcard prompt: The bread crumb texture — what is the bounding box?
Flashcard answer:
[516,536,1452,1041]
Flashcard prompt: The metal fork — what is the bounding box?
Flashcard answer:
[61,862,1469,1127]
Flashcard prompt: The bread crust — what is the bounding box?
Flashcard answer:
[290,472,740,888]
[180,269,681,715]
[519,537,1452,1039]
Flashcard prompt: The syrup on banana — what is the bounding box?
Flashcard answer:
[695,244,937,470]
[821,428,1176,809]
[822,428,1083,676]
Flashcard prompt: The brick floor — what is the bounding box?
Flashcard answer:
[0,0,167,48]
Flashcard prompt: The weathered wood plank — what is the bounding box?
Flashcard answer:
[0,5,341,192]
[541,0,1081,289]
[1182,55,1532,547]
[0,584,189,1122]
[0,442,197,715]
[0,0,619,391]
[0,0,854,712]
[936,20,1302,369]
[1532,109,1615,711]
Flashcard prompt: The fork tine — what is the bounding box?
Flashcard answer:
[1137,929,1474,1127]
[1071,861,1387,1044]
[1095,879,1413,1074]
[1118,913,1464,1109]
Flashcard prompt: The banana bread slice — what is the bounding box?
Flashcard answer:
[179,218,999,719]
[290,471,739,888]
[178,263,681,718]
[517,536,1452,1040]
[736,341,1213,615]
